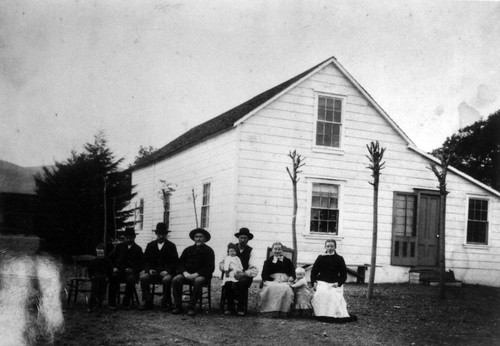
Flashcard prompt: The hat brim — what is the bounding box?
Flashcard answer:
[189,228,211,242]
[234,232,254,240]
[153,229,169,234]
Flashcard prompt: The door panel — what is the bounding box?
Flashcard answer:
[417,194,440,267]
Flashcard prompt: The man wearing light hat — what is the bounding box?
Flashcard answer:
[139,222,179,311]
[171,228,215,316]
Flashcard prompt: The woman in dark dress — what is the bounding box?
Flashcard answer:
[311,239,354,322]
[258,242,295,316]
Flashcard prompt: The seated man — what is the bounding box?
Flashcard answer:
[219,227,258,316]
[108,227,144,309]
[172,228,215,316]
[140,222,179,311]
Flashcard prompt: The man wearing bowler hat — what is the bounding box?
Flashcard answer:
[139,222,179,311]
[108,227,144,309]
[223,227,258,316]
[172,228,215,316]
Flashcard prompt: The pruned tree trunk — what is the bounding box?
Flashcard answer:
[429,155,450,299]
[103,176,108,252]
[192,188,199,228]
[286,150,305,267]
[366,141,386,300]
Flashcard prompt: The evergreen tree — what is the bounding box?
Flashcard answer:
[34,132,135,258]
[431,110,500,192]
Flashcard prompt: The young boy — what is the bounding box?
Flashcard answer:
[88,243,113,312]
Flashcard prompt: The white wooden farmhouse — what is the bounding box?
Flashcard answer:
[131,57,500,287]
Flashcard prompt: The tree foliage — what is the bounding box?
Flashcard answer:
[134,145,158,165]
[34,132,136,258]
[431,110,500,192]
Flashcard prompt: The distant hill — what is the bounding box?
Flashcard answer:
[0,160,53,194]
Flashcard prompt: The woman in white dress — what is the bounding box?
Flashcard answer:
[311,239,356,322]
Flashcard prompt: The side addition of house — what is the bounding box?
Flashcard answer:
[130,57,500,287]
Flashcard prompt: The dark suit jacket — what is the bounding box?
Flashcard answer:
[176,244,215,279]
[143,239,178,274]
[109,242,144,276]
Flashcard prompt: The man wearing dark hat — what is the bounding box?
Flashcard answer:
[220,227,258,316]
[139,222,179,311]
[171,228,215,316]
[108,227,144,309]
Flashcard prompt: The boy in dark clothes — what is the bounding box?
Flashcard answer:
[87,243,113,312]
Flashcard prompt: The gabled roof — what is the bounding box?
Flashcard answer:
[133,56,416,169]
[132,57,500,198]
[134,57,334,169]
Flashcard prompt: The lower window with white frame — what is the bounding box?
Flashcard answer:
[309,182,340,234]
[466,197,489,245]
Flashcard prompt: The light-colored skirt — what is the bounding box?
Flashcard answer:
[294,286,313,310]
[312,281,349,318]
[258,281,294,313]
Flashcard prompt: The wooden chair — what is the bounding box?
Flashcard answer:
[220,279,248,313]
[182,278,212,311]
[116,281,140,306]
[66,255,95,306]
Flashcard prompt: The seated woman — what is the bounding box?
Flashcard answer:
[310,239,356,323]
[258,242,295,317]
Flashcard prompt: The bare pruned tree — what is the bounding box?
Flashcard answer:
[286,150,305,267]
[428,153,450,299]
[366,141,386,300]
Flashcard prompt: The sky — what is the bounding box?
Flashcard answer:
[1,0,499,168]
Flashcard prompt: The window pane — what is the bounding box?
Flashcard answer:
[334,99,342,111]
[334,111,341,123]
[318,107,326,121]
[326,98,334,110]
[467,221,487,243]
[316,123,324,146]
[311,208,319,220]
[312,196,321,208]
[310,220,318,232]
[330,197,338,209]
[318,97,326,108]
[325,109,333,122]
[327,221,337,233]
[319,209,329,220]
[324,123,332,146]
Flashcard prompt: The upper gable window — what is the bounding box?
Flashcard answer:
[315,95,344,148]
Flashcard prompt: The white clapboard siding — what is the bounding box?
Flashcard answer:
[233,62,500,285]
[131,60,500,286]
[131,130,240,257]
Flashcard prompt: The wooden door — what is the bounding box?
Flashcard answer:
[416,194,440,267]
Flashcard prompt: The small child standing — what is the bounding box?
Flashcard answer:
[221,243,243,314]
[87,243,113,313]
[290,267,313,316]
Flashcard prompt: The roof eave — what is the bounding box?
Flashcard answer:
[408,145,500,198]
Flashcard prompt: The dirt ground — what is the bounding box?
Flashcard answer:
[49,279,500,346]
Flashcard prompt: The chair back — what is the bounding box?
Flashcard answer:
[70,255,95,278]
